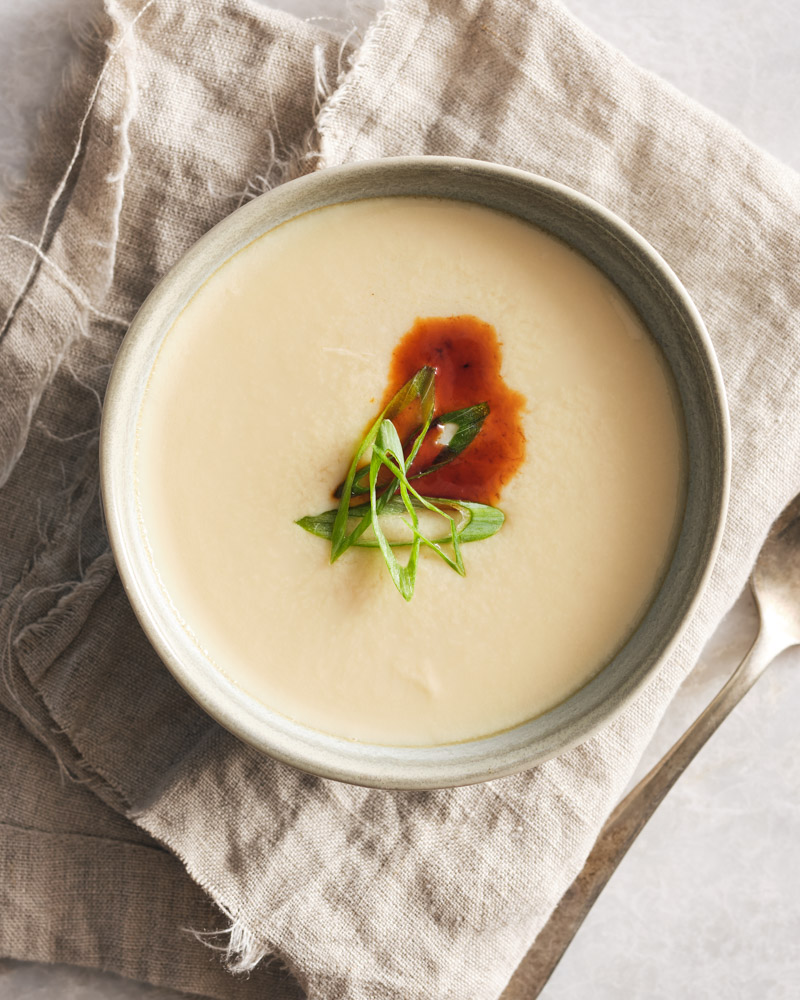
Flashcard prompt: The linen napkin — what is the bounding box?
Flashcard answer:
[2,1,800,999]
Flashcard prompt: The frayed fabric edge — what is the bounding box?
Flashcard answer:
[186,911,288,977]
[315,0,397,169]
[231,25,358,207]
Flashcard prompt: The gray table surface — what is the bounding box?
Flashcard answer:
[1,1,798,997]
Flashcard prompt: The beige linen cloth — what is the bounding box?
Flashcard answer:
[1,0,799,997]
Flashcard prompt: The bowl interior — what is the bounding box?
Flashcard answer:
[101,157,729,789]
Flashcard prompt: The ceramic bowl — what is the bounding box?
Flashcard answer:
[100,156,730,789]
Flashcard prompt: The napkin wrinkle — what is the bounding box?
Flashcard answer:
[0,0,141,330]
[3,236,129,331]
[0,8,139,502]
[1,459,107,766]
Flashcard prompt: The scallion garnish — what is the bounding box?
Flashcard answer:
[296,367,505,600]
[334,400,490,498]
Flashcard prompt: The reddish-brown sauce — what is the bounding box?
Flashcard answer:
[380,315,526,505]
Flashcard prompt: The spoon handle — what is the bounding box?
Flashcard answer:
[501,616,788,1000]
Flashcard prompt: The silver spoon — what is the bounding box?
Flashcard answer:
[501,492,800,999]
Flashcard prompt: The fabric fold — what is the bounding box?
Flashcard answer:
[0,703,304,999]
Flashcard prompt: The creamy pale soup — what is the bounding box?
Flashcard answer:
[136,197,685,746]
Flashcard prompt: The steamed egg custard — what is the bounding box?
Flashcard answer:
[135,197,686,746]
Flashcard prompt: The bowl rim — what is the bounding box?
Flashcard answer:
[100,155,731,789]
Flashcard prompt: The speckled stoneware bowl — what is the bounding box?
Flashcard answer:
[100,156,730,789]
